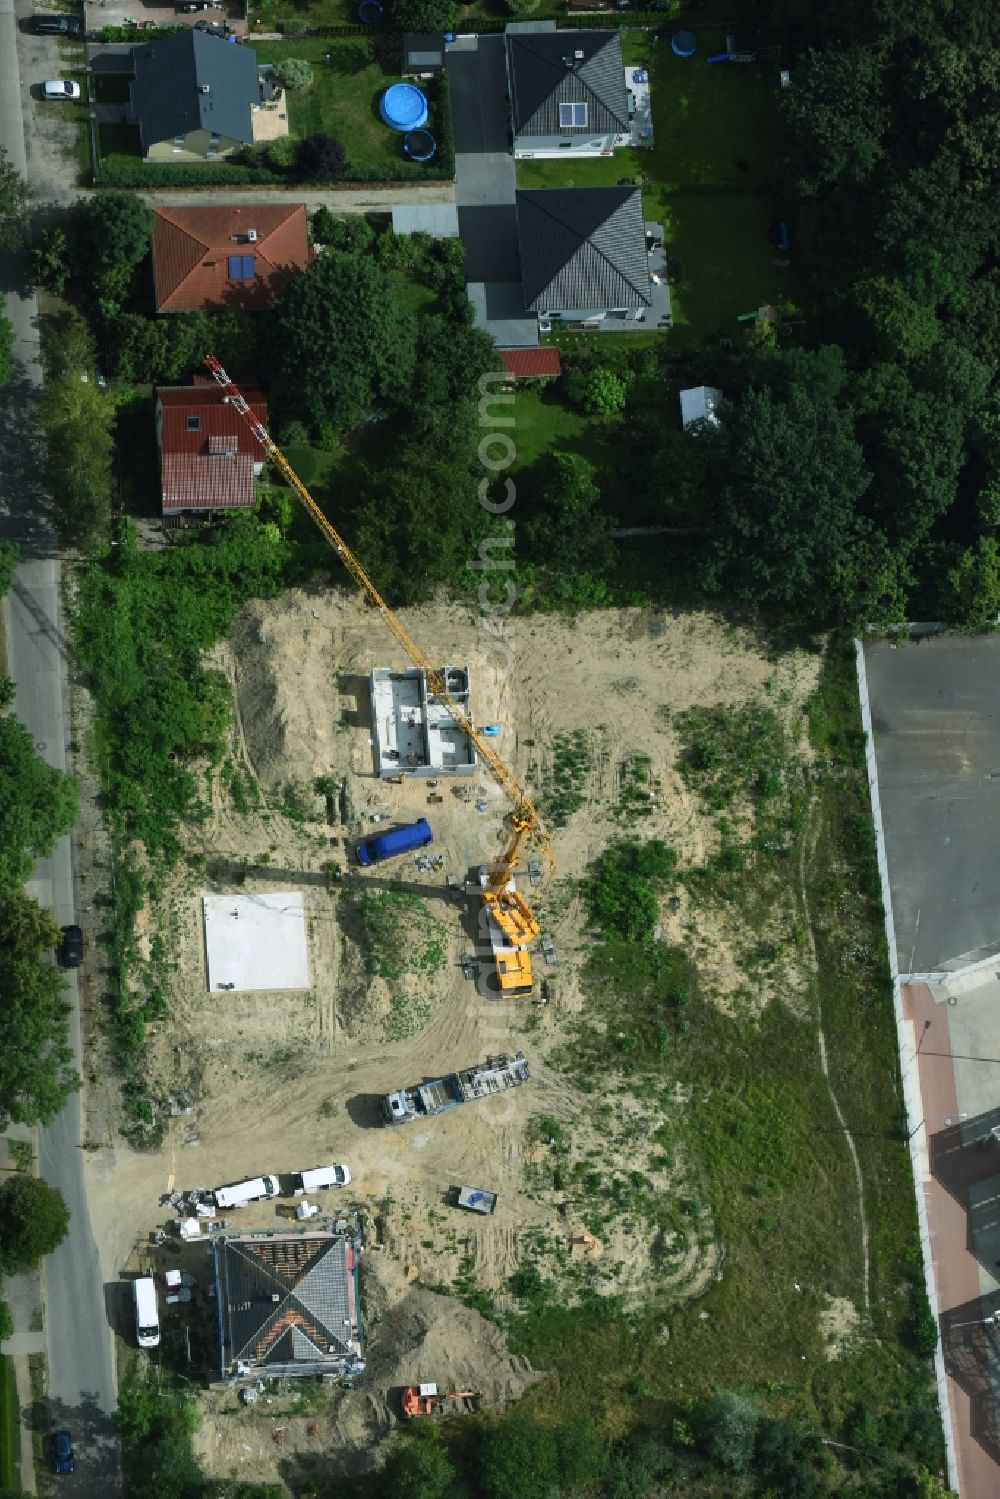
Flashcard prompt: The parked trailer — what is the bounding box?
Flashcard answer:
[380,1052,530,1126]
[356,818,433,867]
[457,1185,498,1215]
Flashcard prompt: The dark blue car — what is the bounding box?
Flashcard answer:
[52,1430,74,1474]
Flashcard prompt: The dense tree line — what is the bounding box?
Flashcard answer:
[0,552,79,1129]
[693,0,999,627]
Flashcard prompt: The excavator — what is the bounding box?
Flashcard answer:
[203,357,554,997]
[401,1384,482,1418]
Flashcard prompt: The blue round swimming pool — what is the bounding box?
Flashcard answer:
[380,83,428,132]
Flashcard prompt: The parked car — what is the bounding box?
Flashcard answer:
[178,1,219,10]
[51,1431,75,1475]
[32,13,82,33]
[58,924,83,966]
[43,79,81,101]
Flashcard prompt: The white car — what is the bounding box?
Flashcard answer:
[43,80,81,102]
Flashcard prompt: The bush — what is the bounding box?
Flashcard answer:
[297,133,348,180]
[698,1390,760,1474]
[273,57,313,90]
[266,135,300,171]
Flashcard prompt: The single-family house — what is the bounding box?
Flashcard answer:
[213,1229,364,1380]
[154,378,268,519]
[516,186,651,325]
[129,30,262,161]
[505,24,630,158]
[679,385,724,430]
[151,204,309,313]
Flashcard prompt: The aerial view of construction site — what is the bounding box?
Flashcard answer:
[2,2,995,1498]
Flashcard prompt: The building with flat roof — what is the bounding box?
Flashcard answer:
[213,1229,364,1380]
[370,666,477,779]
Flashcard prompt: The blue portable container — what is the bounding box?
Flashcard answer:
[356,817,433,866]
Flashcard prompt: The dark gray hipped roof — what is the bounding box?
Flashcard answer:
[506,29,628,137]
[131,30,260,149]
[516,187,650,310]
[217,1234,355,1369]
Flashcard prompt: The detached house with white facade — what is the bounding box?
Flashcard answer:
[505,24,631,159]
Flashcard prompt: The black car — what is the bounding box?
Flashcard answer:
[31,14,82,34]
[58,924,83,968]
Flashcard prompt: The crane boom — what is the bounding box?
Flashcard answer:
[202,357,554,920]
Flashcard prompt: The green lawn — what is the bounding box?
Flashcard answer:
[254,38,417,176]
[0,1354,19,1490]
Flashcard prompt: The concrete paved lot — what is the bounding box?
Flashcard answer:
[864,635,1000,974]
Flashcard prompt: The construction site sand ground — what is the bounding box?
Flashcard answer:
[85,594,822,1486]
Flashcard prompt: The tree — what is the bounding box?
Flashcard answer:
[852,275,941,361]
[80,191,152,276]
[380,1436,457,1499]
[273,57,313,90]
[38,370,117,544]
[269,252,416,432]
[29,224,73,294]
[584,366,627,418]
[0,1176,70,1272]
[0,295,12,386]
[704,383,877,622]
[42,306,99,380]
[698,1390,760,1474]
[0,540,16,597]
[780,46,888,194]
[555,1417,608,1487]
[942,538,1000,631]
[297,132,347,180]
[523,451,613,571]
[0,890,79,1128]
[479,1417,559,1499]
[0,713,78,890]
[388,0,457,30]
[0,144,29,249]
[407,310,496,437]
[265,135,300,171]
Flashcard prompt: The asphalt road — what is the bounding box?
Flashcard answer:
[1,0,120,1489]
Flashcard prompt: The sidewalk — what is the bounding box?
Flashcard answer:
[1,1135,43,1498]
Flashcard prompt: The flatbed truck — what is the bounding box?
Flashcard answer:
[379,1052,529,1126]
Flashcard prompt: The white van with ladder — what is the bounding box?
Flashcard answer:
[213,1175,279,1210]
[133,1276,160,1349]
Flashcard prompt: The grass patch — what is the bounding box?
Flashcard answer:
[255,38,424,177]
[339,887,448,1040]
[0,1354,18,1489]
[507,639,941,1478]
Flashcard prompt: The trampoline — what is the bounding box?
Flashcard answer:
[356,0,382,21]
[380,82,428,132]
[403,128,437,162]
[671,30,696,57]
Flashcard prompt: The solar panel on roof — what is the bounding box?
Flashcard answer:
[227,254,256,281]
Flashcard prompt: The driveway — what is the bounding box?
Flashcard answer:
[15,14,84,204]
[447,34,535,347]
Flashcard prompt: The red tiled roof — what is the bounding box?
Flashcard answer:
[499,348,563,378]
[155,384,267,513]
[151,204,309,313]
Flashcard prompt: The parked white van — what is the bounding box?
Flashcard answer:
[213,1175,279,1210]
[133,1276,160,1349]
[292,1164,351,1195]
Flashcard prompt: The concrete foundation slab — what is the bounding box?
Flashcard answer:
[203,892,309,993]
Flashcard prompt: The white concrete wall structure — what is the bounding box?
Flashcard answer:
[369,666,477,779]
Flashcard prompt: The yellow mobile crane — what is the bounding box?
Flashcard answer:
[203,357,553,997]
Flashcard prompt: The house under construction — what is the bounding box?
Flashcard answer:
[370,666,477,779]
